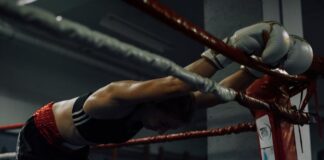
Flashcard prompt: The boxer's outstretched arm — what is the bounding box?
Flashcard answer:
[192,68,256,109]
[82,57,220,118]
[83,76,194,118]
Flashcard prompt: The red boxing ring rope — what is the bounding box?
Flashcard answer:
[124,0,308,83]
[0,121,255,149]
[0,123,25,131]
[95,122,256,149]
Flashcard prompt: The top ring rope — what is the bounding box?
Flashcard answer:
[124,0,308,83]
[0,0,237,102]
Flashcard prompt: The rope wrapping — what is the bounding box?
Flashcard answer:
[235,92,315,124]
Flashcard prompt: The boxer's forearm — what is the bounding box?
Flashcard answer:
[192,69,256,109]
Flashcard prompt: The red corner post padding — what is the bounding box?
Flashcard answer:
[246,75,297,160]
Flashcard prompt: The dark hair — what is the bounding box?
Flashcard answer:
[154,93,195,123]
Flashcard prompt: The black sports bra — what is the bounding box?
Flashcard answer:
[72,93,143,144]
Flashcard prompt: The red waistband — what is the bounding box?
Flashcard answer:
[33,102,63,145]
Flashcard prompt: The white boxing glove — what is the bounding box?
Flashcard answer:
[244,35,313,77]
[201,21,292,71]
[282,35,313,75]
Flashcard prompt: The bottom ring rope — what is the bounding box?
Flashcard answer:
[0,123,25,131]
[94,122,256,149]
[0,122,255,159]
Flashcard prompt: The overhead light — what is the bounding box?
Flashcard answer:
[56,16,63,22]
[17,0,37,6]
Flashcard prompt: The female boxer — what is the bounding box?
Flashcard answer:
[17,21,323,160]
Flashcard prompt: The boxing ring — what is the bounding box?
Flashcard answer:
[0,0,319,159]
